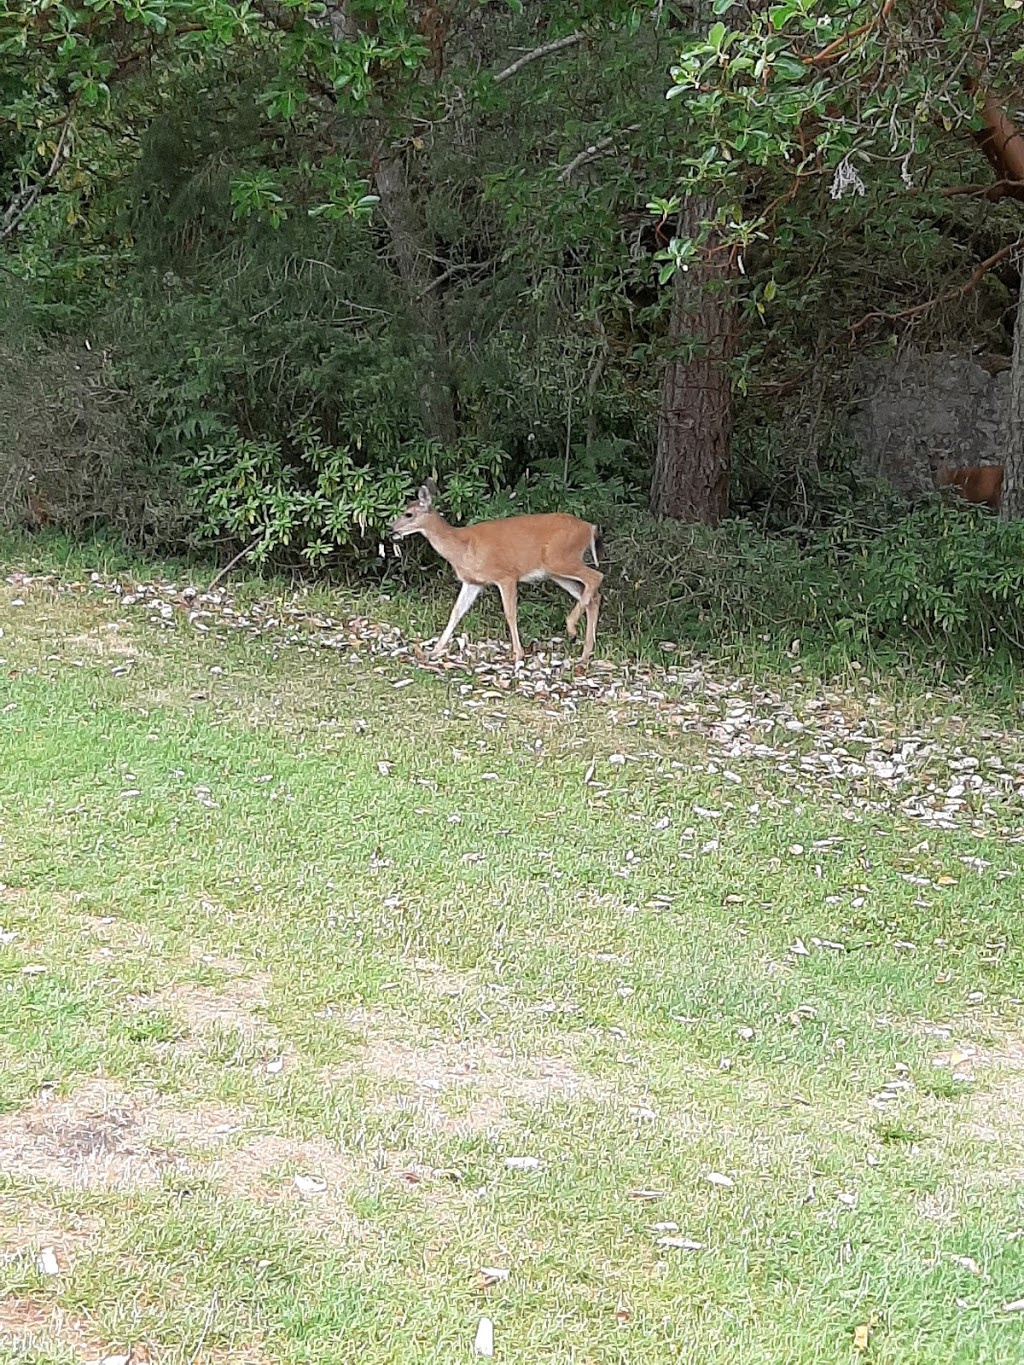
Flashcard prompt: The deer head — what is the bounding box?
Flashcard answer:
[389,478,439,539]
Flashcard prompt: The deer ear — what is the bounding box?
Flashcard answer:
[418,479,436,507]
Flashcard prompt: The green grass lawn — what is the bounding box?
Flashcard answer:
[2,552,1024,1363]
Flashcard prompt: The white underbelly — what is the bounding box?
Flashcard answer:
[520,569,548,584]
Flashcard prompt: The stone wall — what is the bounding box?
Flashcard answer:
[848,351,1009,498]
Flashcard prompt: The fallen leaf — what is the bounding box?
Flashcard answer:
[293,1174,327,1195]
[948,1049,976,1069]
[1001,1298,1024,1313]
[475,1267,510,1289]
[35,1247,59,1276]
[853,1322,871,1353]
[656,1236,704,1251]
[706,1171,734,1188]
[949,1254,981,1275]
[474,1316,494,1357]
[627,1189,666,1201]
[504,1156,541,1171]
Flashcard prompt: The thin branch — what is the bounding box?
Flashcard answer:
[941,178,1024,199]
[556,126,641,183]
[493,31,585,85]
[0,113,73,241]
[802,0,895,66]
[207,535,266,593]
[417,260,491,297]
[848,240,1019,339]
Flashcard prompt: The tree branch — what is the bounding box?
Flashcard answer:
[848,240,1019,339]
[493,31,585,85]
[556,125,641,183]
[941,178,1024,199]
[802,0,895,66]
[0,113,73,241]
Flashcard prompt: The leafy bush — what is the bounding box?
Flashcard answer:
[838,503,1024,658]
[186,426,510,568]
[605,503,1024,664]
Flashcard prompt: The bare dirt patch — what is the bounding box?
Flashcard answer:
[0,1295,272,1364]
[0,1081,363,1238]
[914,1021,1024,1199]
[407,957,474,999]
[0,1200,102,1273]
[0,1080,191,1192]
[81,913,156,963]
[63,622,138,659]
[922,1023,1024,1131]
[168,980,269,1036]
[125,973,272,1045]
[332,1022,613,1137]
[0,1298,108,1361]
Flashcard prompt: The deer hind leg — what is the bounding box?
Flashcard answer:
[551,574,585,639]
[433,581,482,656]
[497,579,525,664]
[580,587,601,662]
[555,565,603,654]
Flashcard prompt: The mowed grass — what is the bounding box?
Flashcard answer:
[2,564,1024,1364]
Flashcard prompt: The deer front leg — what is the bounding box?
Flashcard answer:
[497,579,524,664]
[433,581,482,656]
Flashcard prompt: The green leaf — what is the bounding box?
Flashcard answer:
[707,21,727,48]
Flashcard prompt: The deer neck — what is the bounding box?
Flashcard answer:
[419,512,468,566]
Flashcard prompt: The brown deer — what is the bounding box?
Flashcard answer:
[389,480,603,664]
[935,464,1004,512]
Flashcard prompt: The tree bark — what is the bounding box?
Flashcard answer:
[650,198,734,524]
[321,0,457,446]
[1004,273,1024,521]
[372,152,458,446]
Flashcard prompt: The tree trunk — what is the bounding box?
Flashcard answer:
[650,197,734,524]
[1004,277,1024,521]
[321,0,457,446]
[373,153,458,446]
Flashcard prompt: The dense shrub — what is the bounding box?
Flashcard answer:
[0,285,189,544]
[605,503,1024,664]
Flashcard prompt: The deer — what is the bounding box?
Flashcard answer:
[389,479,604,665]
[935,463,1004,512]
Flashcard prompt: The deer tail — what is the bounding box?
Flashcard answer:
[590,526,603,567]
